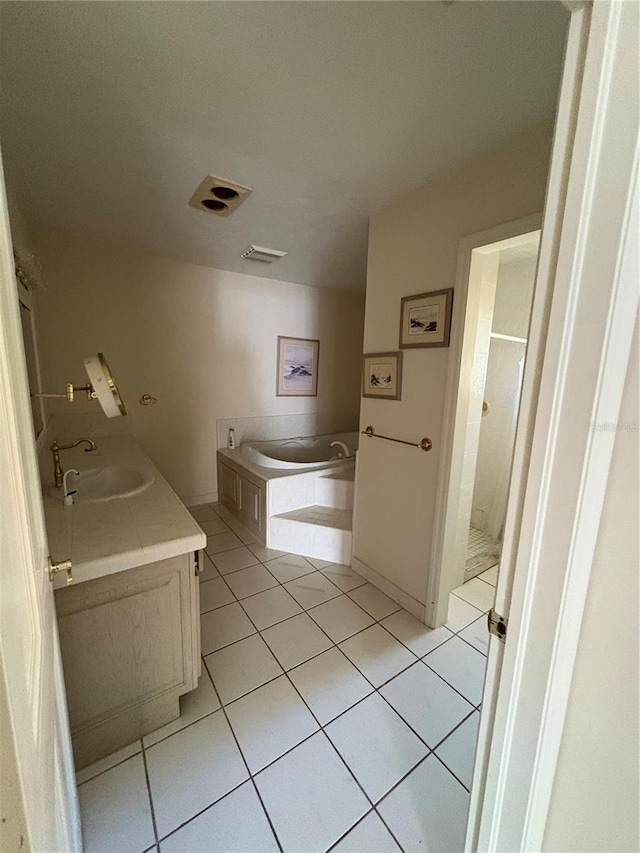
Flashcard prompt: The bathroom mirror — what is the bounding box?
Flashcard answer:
[32,352,127,417]
[83,353,127,418]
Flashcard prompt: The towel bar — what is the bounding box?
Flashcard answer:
[361,425,432,452]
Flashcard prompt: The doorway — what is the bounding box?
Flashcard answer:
[428,217,542,630]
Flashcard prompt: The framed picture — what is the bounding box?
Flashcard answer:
[399,288,453,348]
[276,336,319,397]
[362,351,402,400]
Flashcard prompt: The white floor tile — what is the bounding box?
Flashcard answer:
[339,624,416,687]
[76,739,141,785]
[288,647,373,725]
[377,754,469,852]
[211,545,259,575]
[424,636,487,706]
[200,602,255,654]
[332,811,401,852]
[159,781,278,852]
[143,669,221,748]
[325,693,428,803]
[199,555,220,583]
[188,504,217,523]
[380,662,474,748]
[204,634,282,704]
[233,524,259,544]
[452,577,495,613]
[226,676,318,773]
[459,614,490,655]
[321,564,367,592]
[479,564,499,586]
[255,732,369,853]
[247,543,289,563]
[146,710,248,839]
[240,586,302,630]
[308,594,374,642]
[206,531,243,555]
[199,576,235,613]
[263,553,315,583]
[79,754,154,853]
[305,556,333,569]
[199,517,231,536]
[381,610,453,657]
[284,572,342,609]
[445,594,484,633]
[347,583,401,620]
[261,612,333,670]
[435,711,481,790]
[224,563,278,599]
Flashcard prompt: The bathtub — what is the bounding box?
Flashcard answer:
[241,431,358,470]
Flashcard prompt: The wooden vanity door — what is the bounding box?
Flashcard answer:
[55,552,200,769]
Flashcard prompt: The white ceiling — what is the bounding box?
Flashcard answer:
[0,2,568,291]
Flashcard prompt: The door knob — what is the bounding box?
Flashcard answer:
[48,556,73,585]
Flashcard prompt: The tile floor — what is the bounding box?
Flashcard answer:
[465,526,500,580]
[77,502,497,853]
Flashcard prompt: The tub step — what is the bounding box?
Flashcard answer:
[270,505,352,564]
[316,470,355,510]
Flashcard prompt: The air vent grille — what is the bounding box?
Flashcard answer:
[241,245,288,263]
[189,175,252,217]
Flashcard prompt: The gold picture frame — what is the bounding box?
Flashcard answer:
[399,288,453,348]
[362,351,403,400]
[276,336,320,397]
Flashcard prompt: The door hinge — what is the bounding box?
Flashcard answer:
[194,550,200,576]
[487,608,508,643]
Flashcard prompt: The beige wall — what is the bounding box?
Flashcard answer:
[32,237,365,503]
[543,322,639,853]
[353,120,553,610]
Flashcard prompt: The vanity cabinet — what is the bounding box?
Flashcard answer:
[54,550,201,770]
[217,456,266,541]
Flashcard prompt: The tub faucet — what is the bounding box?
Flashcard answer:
[330,440,352,459]
[50,438,97,489]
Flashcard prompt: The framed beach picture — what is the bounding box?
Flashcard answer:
[362,351,402,400]
[276,336,320,397]
[399,288,453,348]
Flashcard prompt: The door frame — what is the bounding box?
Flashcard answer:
[426,213,542,628]
[468,1,639,849]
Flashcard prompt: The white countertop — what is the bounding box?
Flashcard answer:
[43,435,206,589]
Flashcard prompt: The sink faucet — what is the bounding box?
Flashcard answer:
[50,438,97,489]
[330,440,352,459]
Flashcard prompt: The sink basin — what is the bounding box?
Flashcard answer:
[51,466,155,503]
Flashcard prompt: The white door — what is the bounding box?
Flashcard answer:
[469,1,639,849]
[0,150,81,850]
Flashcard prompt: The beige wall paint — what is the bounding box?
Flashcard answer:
[543,322,639,853]
[33,237,365,503]
[353,120,553,609]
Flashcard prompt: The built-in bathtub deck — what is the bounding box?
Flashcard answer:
[217,441,356,564]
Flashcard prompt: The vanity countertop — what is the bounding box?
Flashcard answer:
[43,435,205,589]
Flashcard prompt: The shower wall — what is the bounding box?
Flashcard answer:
[471,255,536,540]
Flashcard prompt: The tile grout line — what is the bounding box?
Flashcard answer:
[199,563,487,720]
[214,578,392,850]
[83,506,490,849]
[139,739,160,848]
[81,571,488,783]
[199,570,478,832]
[194,668,285,853]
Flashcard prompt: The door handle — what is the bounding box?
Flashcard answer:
[48,556,73,585]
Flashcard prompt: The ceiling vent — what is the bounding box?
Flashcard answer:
[241,245,288,263]
[189,175,252,217]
